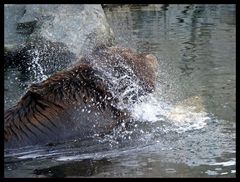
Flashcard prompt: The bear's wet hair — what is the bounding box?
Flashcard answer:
[4,46,157,147]
[4,63,123,144]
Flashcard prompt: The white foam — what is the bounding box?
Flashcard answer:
[18,153,43,159]
[131,94,171,122]
[131,94,210,133]
[209,159,236,167]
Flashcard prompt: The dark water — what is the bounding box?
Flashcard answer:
[4,4,235,177]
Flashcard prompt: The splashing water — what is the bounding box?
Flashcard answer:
[5,43,215,165]
[131,94,172,123]
[28,49,48,83]
[9,46,211,150]
[131,92,210,132]
[82,47,211,144]
[85,50,145,111]
[7,91,212,160]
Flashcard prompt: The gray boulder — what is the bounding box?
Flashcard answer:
[4,4,115,76]
[24,4,115,56]
[4,4,27,46]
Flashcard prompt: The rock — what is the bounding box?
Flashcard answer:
[4,4,27,45]
[28,5,115,56]
[4,46,158,148]
[4,4,115,75]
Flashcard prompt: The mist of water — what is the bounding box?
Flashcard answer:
[27,49,48,83]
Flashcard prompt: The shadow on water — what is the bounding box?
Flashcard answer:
[33,158,112,178]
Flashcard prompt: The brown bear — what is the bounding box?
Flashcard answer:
[4,45,158,148]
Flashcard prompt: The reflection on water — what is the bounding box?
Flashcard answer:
[4,4,235,177]
[33,158,112,177]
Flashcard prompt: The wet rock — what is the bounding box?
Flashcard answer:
[4,4,115,75]
[26,4,115,56]
[4,4,27,45]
